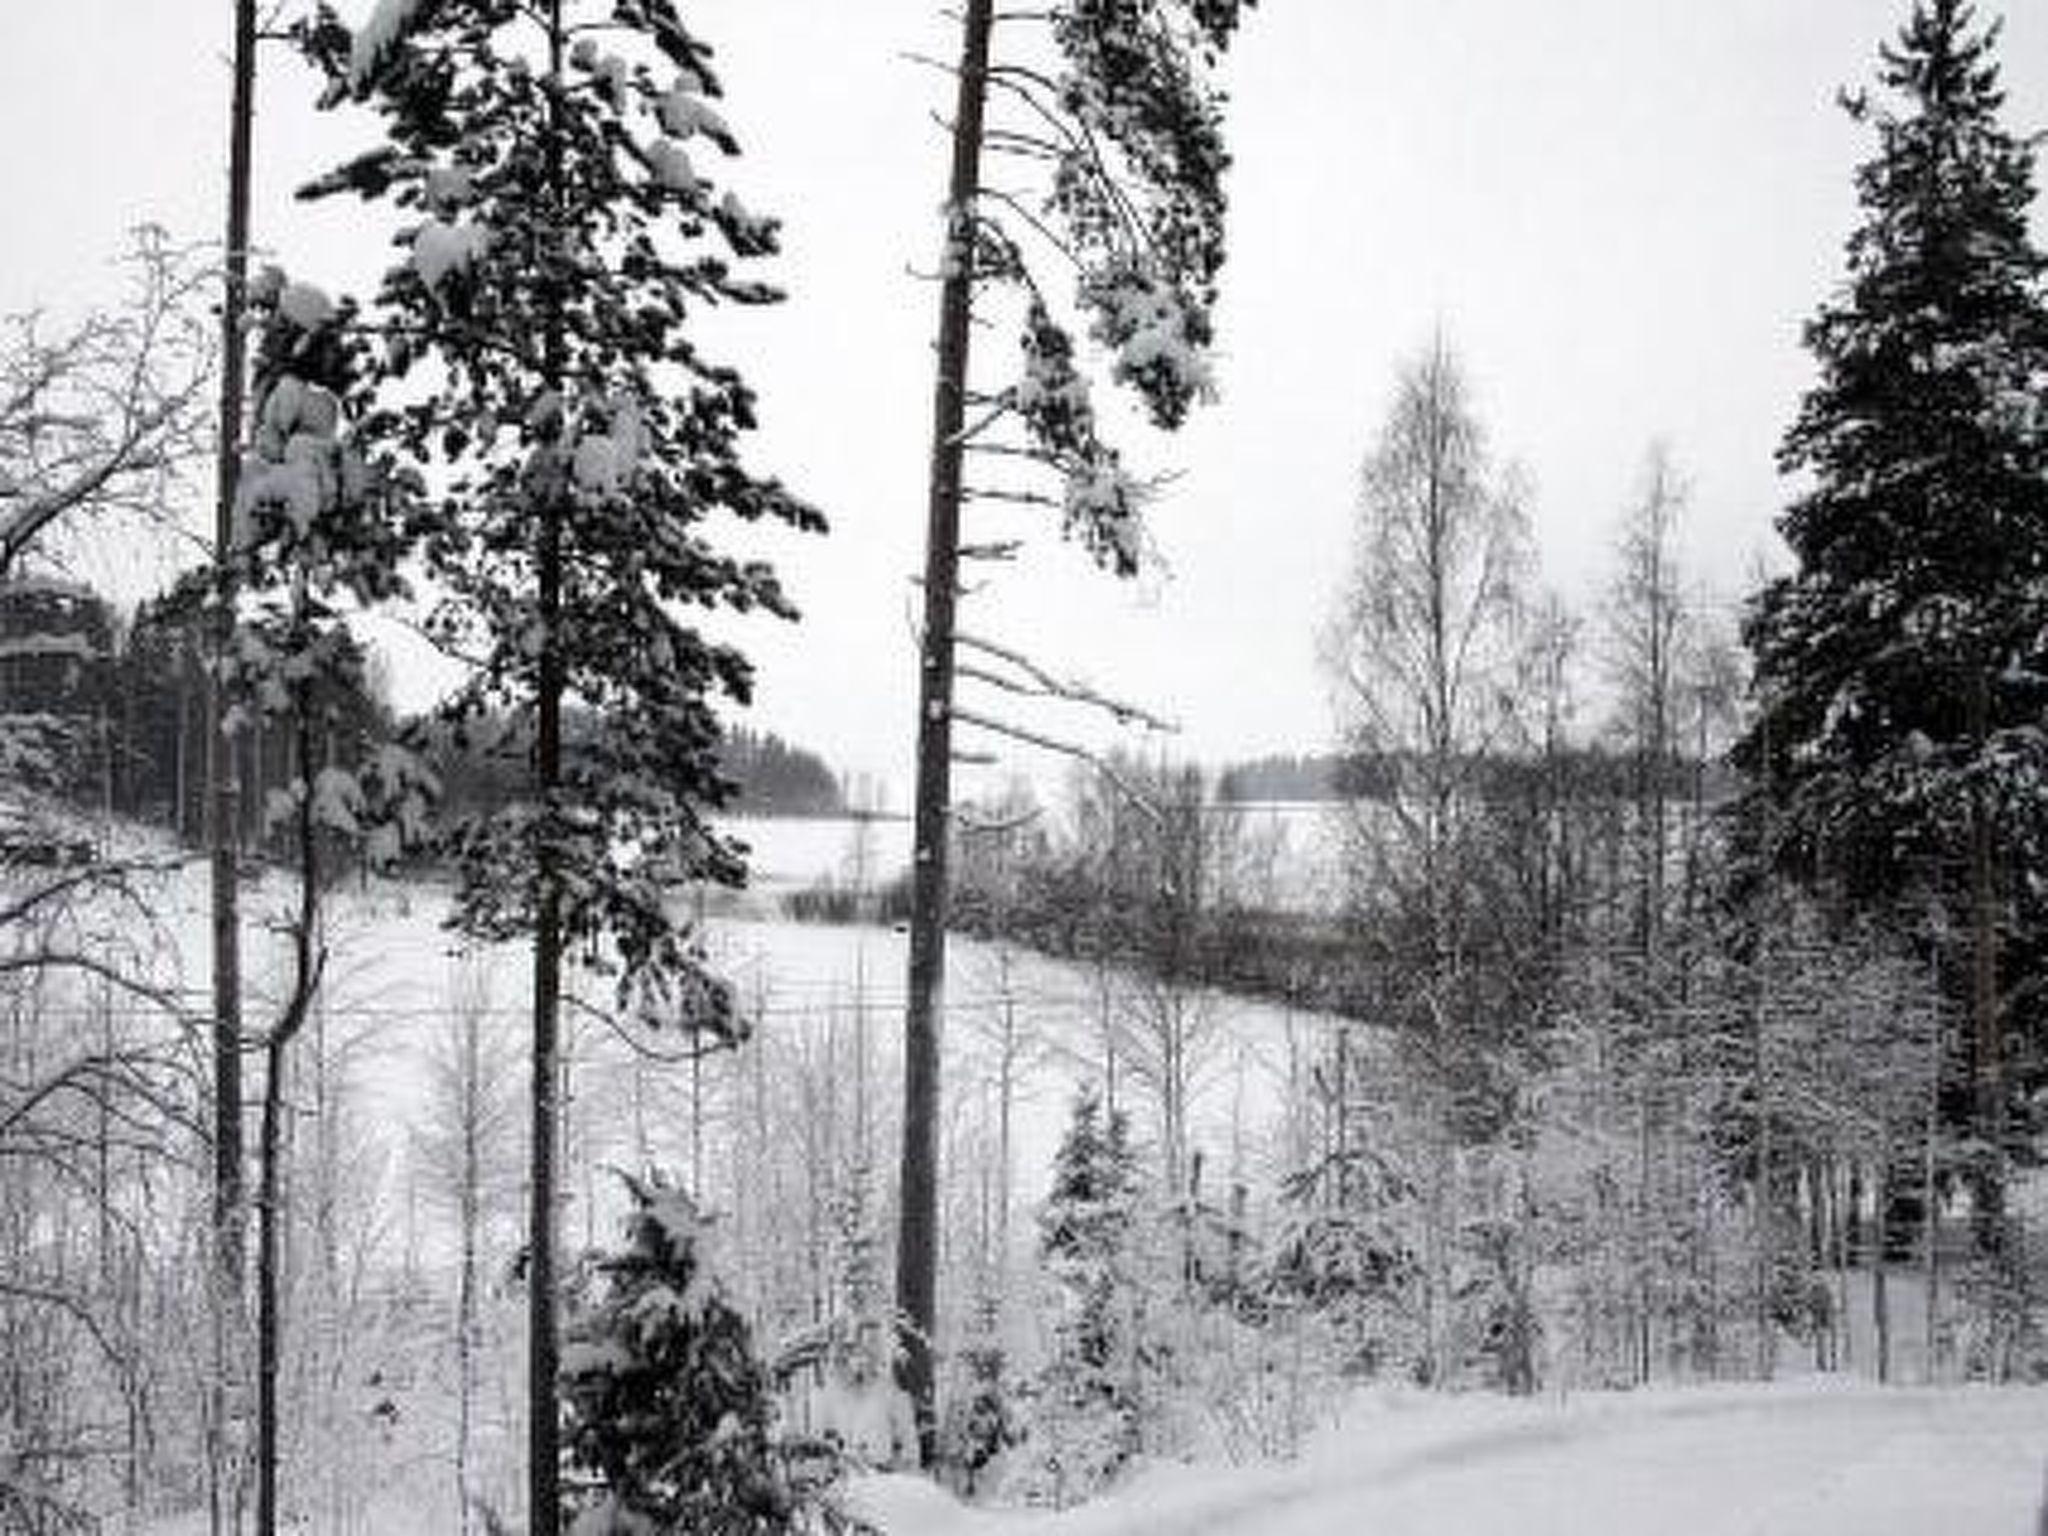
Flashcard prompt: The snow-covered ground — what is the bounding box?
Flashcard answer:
[854,1381,2048,1535]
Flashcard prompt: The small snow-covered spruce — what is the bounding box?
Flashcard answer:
[820,1153,894,1411]
[560,1176,869,1535]
[940,1285,1016,1497]
[1007,1086,1151,1508]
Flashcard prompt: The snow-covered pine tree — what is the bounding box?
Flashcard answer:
[1010,1086,1149,1508]
[560,1177,853,1535]
[1733,0,2048,1302]
[897,0,1253,1456]
[295,2,821,1521]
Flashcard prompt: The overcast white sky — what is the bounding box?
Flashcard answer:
[3,1,2045,803]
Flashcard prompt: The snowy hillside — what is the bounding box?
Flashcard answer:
[854,1382,2048,1535]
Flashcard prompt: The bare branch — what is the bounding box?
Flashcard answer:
[957,629,1179,731]
[953,705,1164,823]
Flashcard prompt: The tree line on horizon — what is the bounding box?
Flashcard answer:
[0,575,849,838]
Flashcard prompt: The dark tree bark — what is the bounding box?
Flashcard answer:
[527,6,570,1522]
[896,0,995,1468]
[257,694,325,1536]
[208,2,255,1528]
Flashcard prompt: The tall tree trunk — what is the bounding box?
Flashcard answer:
[456,1018,480,1536]
[1873,1156,1891,1385]
[527,396,568,1529]
[995,959,1016,1294]
[208,3,256,1528]
[527,8,570,1525]
[896,0,994,1468]
[528,521,565,1529]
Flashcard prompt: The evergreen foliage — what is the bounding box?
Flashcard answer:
[720,728,844,818]
[1010,1087,1150,1507]
[1734,0,2048,1231]
[217,269,436,869]
[975,0,1253,570]
[291,5,821,1522]
[296,0,823,1027]
[560,1177,853,1534]
[940,1289,1015,1496]
[1739,0,2048,899]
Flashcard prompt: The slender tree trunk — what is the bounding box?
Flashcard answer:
[1754,963,1776,1382]
[1833,1161,1851,1374]
[450,1001,485,1536]
[527,8,571,1525]
[457,1092,479,1536]
[527,435,567,1526]
[208,5,256,1529]
[1873,1156,1891,1385]
[896,0,994,1467]
[175,659,190,843]
[1969,791,2003,1255]
[259,697,324,1536]
[995,966,1015,1293]
[1636,1069,1653,1386]
[1923,981,1944,1383]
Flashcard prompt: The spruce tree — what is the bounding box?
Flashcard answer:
[1012,1087,1148,1508]
[295,3,820,1523]
[1736,0,2048,1260]
[560,1179,841,1534]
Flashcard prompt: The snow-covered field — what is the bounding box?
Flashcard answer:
[855,1381,2048,1535]
[72,821,2048,1535]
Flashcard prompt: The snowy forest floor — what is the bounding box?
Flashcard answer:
[854,1379,2048,1535]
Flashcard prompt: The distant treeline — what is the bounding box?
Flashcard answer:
[1215,748,1737,805]
[1213,752,1345,802]
[717,727,844,818]
[0,576,850,841]
[0,576,391,848]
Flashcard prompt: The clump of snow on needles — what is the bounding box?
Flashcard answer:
[571,398,645,499]
[659,83,730,145]
[1092,271,1213,404]
[412,218,490,291]
[349,0,422,90]
[278,280,336,332]
[646,138,698,195]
